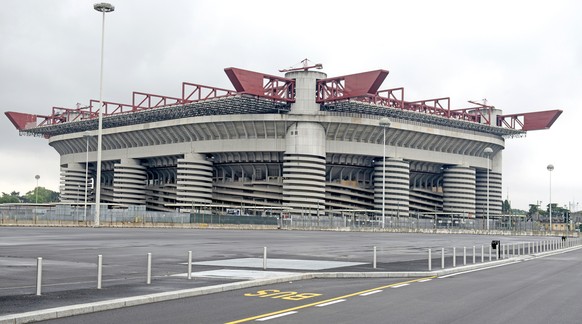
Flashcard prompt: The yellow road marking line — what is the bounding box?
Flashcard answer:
[224,276,435,324]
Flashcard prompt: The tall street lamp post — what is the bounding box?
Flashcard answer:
[93,2,115,227]
[83,131,91,223]
[379,117,391,229]
[35,175,40,204]
[484,147,493,231]
[547,164,554,232]
[34,174,40,224]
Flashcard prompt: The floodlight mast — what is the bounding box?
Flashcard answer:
[547,164,554,232]
[93,2,114,227]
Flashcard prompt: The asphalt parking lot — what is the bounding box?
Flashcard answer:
[0,226,555,315]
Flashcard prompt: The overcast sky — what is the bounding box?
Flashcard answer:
[1,0,580,211]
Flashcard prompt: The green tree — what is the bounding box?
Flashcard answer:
[528,204,539,217]
[23,187,60,204]
[502,199,512,214]
[0,192,20,204]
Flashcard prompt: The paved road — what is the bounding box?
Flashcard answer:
[0,227,563,316]
[38,247,582,324]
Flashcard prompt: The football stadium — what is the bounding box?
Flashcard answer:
[6,62,562,222]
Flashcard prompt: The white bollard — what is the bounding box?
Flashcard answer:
[146,253,152,285]
[502,244,505,259]
[441,248,445,269]
[373,246,377,269]
[36,257,43,296]
[428,248,432,271]
[512,243,515,257]
[472,246,476,264]
[97,254,103,289]
[463,247,466,265]
[453,247,456,267]
[187,251,192,280]
[263,247,267,270]
[488,245,491,262]
[481,245,484,263]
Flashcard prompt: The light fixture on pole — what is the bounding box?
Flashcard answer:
[379,117,391,229]
[34,174,40,224]
[93,2,115,227]
[34,175,40,204]
[83,131,91,223]
[547,164,554,232]
[483,147,493,231]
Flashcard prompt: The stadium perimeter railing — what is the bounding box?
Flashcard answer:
[0,204,574,235]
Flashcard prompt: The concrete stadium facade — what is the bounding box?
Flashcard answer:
[7,66,561,220]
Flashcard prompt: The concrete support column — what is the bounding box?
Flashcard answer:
[374,158,410,218]
[113,158,147,205]
[59,163,89,204]
[282,122,326,216]
[176,153,213,208]
[476,170,503,218]
[285,70,326,115]
[443,165,476,217]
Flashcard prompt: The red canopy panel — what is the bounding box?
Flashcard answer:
[224,67,295,102]
[317,70,389,101]
[498,109,563,131]
[342,70,389,96]
[5,111,38,130]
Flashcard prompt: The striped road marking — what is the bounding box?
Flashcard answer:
[359,290,382,296]
[225,276,435,323]
[255,311,297,321]
[316,299,346,307]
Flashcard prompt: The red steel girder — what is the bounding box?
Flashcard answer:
[403,97,451,118]
[89,100,134,116]
[182,82,236,102]
[132,92,183,111]
[375,87,405,108]
[224,67,295,102]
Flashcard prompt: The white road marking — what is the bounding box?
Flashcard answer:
[359,290,382,296]
[390,283,410,288]
[316,299,346,307]
[255,311,298,321]
[417,278,432,283]
[440,260,521,278]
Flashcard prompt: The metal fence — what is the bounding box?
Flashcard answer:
[0,204,575,235]
[279,212,551,233]
[0,205,279,226]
